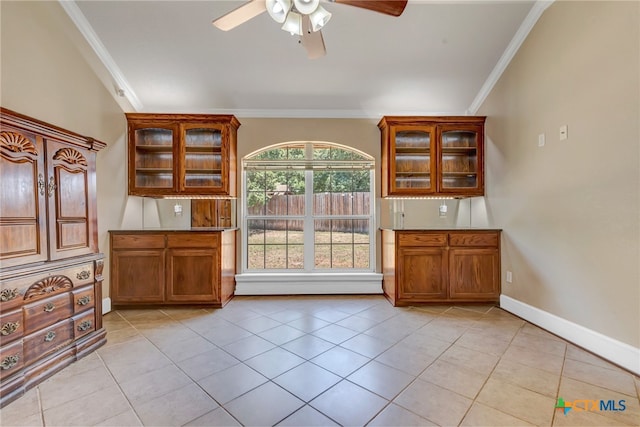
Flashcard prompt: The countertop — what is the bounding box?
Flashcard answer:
[380,228,501,231]
[109,228,237,232]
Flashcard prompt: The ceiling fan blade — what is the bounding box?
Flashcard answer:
[212,0,267,31]
[332,0,408,17]
[300,16,326,59]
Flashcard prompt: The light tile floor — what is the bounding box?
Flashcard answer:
[2,295,639,426]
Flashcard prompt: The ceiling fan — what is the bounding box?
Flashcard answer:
[212,0,408,59]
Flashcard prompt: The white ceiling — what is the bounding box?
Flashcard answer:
[68,0,540,118]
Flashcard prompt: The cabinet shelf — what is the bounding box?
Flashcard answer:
[136,168,173,174]
[185,146,222,153]
[185,169,222,174]
[135,145,173,152]
[442,147,477,154]
[395,147,431,154]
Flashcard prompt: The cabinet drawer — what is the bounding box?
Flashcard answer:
[0,286,22,314]
[73,309,96,339]
[111,234,165,249]
[0,339,24,380]
[0,309,23,344]
[72,286,95,313]
[167,233,218,248]
[449,232,498,247]
[23,319,73,366]
[23,293,72,335]
[398,233,447,247]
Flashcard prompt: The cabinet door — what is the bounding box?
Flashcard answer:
[111,249,165,303]
[166,248,219,302]
[437,124,484,196]
[129,123,178,196]
[45,140,95,260]
[397,247,448,300]
[388,126,436,195]
[448,248,499,300]
[0,127,48,267]
[181,124,227,194]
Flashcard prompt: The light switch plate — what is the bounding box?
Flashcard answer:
[560,125,568,141]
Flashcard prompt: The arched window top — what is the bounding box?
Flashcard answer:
[244,142,374,170]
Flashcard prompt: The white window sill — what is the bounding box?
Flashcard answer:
[235,272,383,295]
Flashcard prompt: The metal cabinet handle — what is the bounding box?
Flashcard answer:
[38,174,46,196]
[43,303,55,312]
[0,321,20,336]
[0,288,19,302]
[0,355,20,370]
[44,331,56,342]
[77,320,93,332]
[77,296,91,306]
[47,176,56,197]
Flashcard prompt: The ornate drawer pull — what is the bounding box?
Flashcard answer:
[44,331,56,342]
[77,320,93,332]
[0,355,20,370]
[47,176,56,197]
[77,296,91,306]
[43,303,56,312]
[0,321,20,336]
[0,288,19,302]
[76,270,91,280]
[38,174,46,196]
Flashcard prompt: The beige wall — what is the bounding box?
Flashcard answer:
[479,1,640,347]
[1,1,128,299]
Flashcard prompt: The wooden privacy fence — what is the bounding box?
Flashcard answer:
[248,193,370,233]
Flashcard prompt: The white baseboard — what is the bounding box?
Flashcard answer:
[235,273,383,295]
[500,295,640,375]
[102,297,112,315]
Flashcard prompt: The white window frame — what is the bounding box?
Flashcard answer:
[236,141,382,295]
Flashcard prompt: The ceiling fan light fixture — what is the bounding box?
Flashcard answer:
[293,0,320,15]
[266,0,292,23]
[281,11,303,35]
[309,6,331,31]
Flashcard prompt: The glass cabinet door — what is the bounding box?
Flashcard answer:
[439,124,483,194]
[390,126,436,194]
[132,126,176,193]
[182,125,224,192]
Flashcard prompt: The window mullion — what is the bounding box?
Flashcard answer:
[303,168,314,272]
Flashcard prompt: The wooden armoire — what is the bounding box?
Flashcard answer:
[0,108,106,407]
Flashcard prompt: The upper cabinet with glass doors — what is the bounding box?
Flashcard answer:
[379,116,485,197]
[127,113,239,197]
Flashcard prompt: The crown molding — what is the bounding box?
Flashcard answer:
[59,1,143,111]
[467,0,555,115]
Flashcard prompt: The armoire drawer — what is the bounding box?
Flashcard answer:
[23,319,73,366]
[0,309,23,344]
[72,286,95,313]
[23,293,72,335]
[0,339,23,380]
[73,309,95,339]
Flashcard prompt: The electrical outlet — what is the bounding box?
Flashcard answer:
[506,270,513,283]
[538,133,545,147]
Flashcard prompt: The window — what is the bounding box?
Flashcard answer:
[243,142,374,273]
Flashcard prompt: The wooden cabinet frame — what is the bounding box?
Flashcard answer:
[110,230,236,307]
[126,113,239,197]
[379,116,486,198]
[382,229,501,306]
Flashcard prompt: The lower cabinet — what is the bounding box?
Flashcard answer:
[109,230,236,307]
[382,229,500,306]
